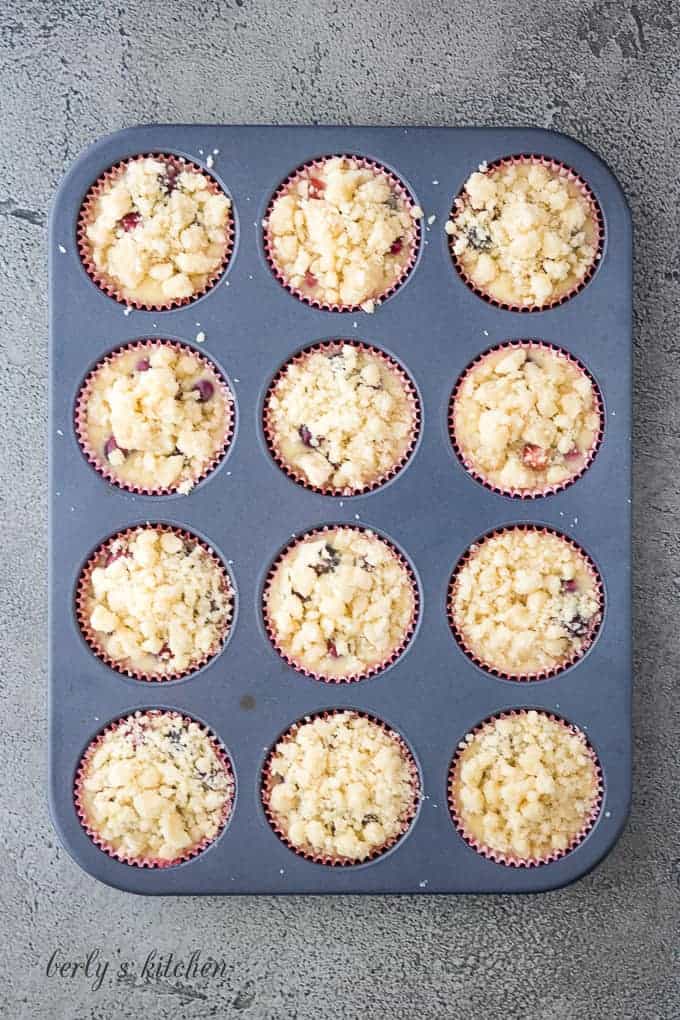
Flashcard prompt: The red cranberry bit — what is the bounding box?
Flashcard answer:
[299,424,314,447]
[564,446,582,463]
[120,211,141,232]
[561,579,578,593]
[163,162,179,193]
[104,435,126,461]
[135,357,150,372]
[327,640,340,658]
[521,444,549,470]
[193,379,214,402]
[389,237,403,255]
[158,642,172,659]
[304,271,318,289]
[308,176,326,198]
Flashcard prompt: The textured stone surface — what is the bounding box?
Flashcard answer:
[1,0,678,1016]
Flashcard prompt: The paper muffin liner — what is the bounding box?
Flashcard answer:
[74,709,234,868]
[262,523,419,683]
[263,339,422,496]
[448,154,604,311]
[448,524,604,681]
[74,338,235,496]
[448,709,603,867]
[449,340,604,499]
[261,709,421,866]
[76,523,234,682]
[77,152,234,310]
[263,155,421,312]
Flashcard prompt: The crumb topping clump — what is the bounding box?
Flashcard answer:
[446,161,599,307]
[83,343,230,494]
[79,711,233,862]
[83,157,231,305]
[451,528,600,676]
[265,156,422,311]
[266,343,416,492]
[265,527,415,679]
[452,710,599,860]
[84,527,232,677]
[453,345,600,493]
[266,712,416,861]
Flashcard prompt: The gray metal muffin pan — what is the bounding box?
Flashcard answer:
[48,125,632,895]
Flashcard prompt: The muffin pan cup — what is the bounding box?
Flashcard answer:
[49,125,632,895]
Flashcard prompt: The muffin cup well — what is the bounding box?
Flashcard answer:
[74,709,234,868]
[448,709,603,867]
[263,339,421,496]
[261,709,421,866]
[74,338,235,497]
[448,154,604,312]
[76,523,234,682]
[447,524,604,681]
[262,524,419,683]
[263,155,421,312]
[77,153,234,310]
[449,340,604,499]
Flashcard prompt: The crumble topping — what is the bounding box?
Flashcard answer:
[451,528,600,675]
[453,345,599,492]
[85,527,232,676]
[265,527,415,679]
[83,343,230,493]
[79,711,233,861]
[266,712,416,860]
[265,156,422,310]
[266,343,415,493]
[445,161,599,307]
[452,710,599,859]
[84,157,231,304]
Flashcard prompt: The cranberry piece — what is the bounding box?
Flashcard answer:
[327,640,340,658]
[135,357,150,372]
[163,162,179,193]
[120,212,141,232]
[299,424,313,447]
[308,176,325,198]
[304,271,317,289]
[521,444,549,470]
[193,379,214,402]
[564,446,582,463]
[389,237,403,255]
[158,643,172,658]
[104,435,126,461]
[561,579,578,593]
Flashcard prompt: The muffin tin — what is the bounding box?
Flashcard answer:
[49,125,632,895]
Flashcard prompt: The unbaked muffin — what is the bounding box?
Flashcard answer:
[76,710,233,865]
[264,527,416,680]
[450,710,600,863]
[265,156,422,311]
[452,343,601,495]
[77,341,232,495]
[449,527,601,677]
[263,711,418,862]
[446,159,600,308]
[265,342,418,494]
[79,526,233,679]
[80,156,232,306]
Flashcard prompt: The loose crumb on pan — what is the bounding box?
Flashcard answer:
[453,344,600,493]
[83,343,230,493]
[266,712,416,861]
[450,528,600,676]
[79,711,233,862]
[266,343,416,493]
[265,156,422,310]
[265,527,415,679]
[452,710,599,860]
[84,527,232,676]
[83,156,231,305]
[445,160,599,307]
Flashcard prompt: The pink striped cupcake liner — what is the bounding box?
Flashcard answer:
[448,154,604,311]
[261,709,421,866]
[77,152,234,310]
[74,709,235,868]
[448,709,603,867]
[449,339,604,499]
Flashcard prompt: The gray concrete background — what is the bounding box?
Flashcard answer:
[1,0,677,1017]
